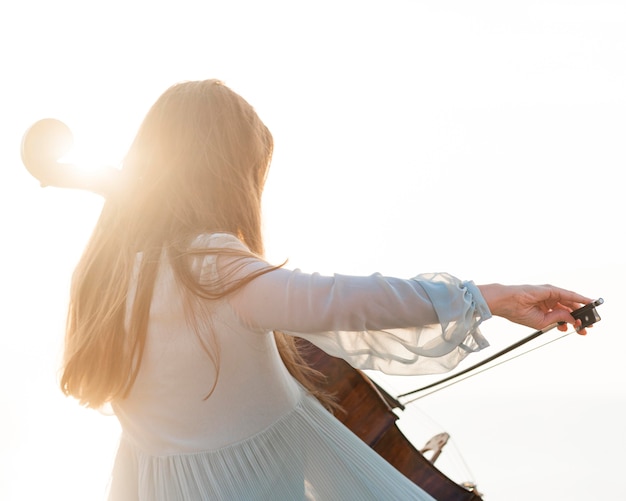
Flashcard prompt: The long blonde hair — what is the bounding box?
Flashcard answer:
[61,80,328,409]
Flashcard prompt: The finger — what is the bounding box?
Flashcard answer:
[575,319,588,336]
[553,289,594,309]
[557,323,568,332]
[545,308,578,327]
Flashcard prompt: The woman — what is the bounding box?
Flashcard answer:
[60,79,591,500]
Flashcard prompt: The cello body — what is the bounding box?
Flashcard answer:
[299,340,483,501]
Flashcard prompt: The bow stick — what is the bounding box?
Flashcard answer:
[398,298,604,403]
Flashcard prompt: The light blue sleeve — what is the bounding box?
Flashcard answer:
[205,233,492,375]
[288,272,491,375]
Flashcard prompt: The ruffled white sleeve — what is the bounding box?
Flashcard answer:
[205,234,491,375]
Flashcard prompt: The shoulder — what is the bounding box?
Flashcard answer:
[191,233,251,252]
[189,233,265,283]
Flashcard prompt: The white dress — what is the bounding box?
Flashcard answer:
[108,233,491,500]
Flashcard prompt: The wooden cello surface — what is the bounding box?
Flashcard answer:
[299,340,483,501]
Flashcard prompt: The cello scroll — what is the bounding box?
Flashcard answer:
[21,118,118,196]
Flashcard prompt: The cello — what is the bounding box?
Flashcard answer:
[298,301,602,499]
[298,338,483,500]
[26,117,572,500]
[20,118,484,499]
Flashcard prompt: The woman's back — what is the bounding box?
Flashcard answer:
[108,234,438,500]
[113,234,302,455]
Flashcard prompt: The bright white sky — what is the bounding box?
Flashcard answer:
[1,1,624,500]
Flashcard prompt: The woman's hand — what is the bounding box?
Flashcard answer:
[477,283,593,335]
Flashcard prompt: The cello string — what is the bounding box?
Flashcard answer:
[394,400,479,487]
[399,329,574,406]
[447,435,479,490]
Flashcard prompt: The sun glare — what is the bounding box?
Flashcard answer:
[60,126,125,174]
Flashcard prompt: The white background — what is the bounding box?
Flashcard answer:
[1,1,624,499]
